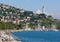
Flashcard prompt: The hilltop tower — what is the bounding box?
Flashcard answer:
[42,5,44,13]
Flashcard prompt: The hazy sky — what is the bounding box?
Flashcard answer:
[0,0,60,19]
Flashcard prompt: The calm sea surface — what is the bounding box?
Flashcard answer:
[12,31,60,42]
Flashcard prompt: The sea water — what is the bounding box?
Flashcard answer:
[13,31,60,42]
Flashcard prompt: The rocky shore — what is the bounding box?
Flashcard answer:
[0,30,21,42]
[0,28,59,42]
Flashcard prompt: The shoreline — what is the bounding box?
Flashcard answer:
[0,29,59,42]
[0,30,22,42]
[0,29,59,32]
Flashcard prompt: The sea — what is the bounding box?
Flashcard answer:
[12,31,60,42]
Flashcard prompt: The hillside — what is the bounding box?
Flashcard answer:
[0,3,60,30]
[0,3,33,15]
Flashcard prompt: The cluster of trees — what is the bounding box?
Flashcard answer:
[0,13,60,30]
[16,13,60,30]
[0,22,18,30]
[0,3,60,30]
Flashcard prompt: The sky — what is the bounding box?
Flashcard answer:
[0,0,60,19]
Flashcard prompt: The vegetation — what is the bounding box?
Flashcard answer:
[0,3,60,30]
[0,22,18,30]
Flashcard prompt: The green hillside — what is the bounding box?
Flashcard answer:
[0,3,60,30]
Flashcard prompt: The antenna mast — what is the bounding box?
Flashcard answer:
[42,5,44,13]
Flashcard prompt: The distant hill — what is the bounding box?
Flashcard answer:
[0,3,33,16]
